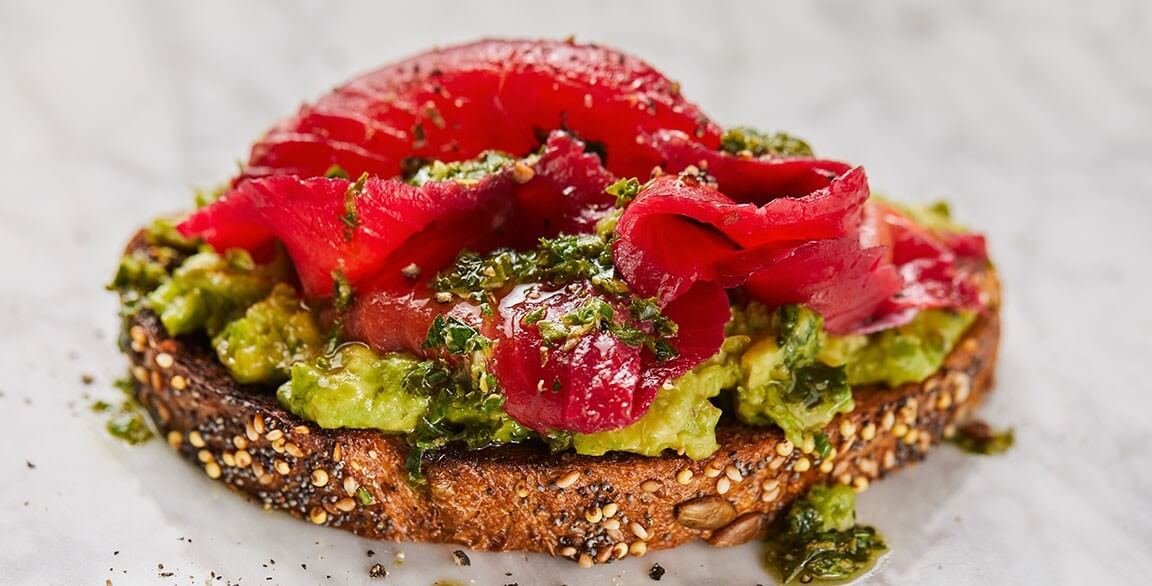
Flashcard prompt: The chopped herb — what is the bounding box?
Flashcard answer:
[948,420,1014,455]
[720,127,814,158]
[764,485,887,584]
[342,173,368,237]
[813,433,833,459]
[606,177,642,207]
[408,151,515,187]
[99,377,154,445]
[331,270,355,311]
[422,315,491,355]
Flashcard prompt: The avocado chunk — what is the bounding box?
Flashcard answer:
[571,336,747,460]
[147,249,290,337]
[278,344,430,433]
[212,283,324,384]
[735,306,853,447]
[822,309,976,387]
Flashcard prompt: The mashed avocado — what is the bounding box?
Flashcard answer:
[147,249,290,336]
[733,306,854,447]
[278,344,429,432]
[212,283,325,384]
[571,336,747,459]
[821,309,976,387]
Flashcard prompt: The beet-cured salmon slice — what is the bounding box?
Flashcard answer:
[246,39,721,182]
[652,129,851,201]
[613,168,872,305]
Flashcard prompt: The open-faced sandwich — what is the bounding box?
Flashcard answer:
[110,39,1001,583]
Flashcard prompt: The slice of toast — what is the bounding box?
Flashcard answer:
[121,237,1000,566]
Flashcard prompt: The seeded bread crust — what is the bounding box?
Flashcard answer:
[121,237,1000,566]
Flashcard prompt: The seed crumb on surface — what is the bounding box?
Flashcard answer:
[368,563,387,578]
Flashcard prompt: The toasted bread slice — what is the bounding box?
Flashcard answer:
[121,236,1000,565]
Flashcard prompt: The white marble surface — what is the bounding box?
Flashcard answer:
[2,1,1151,584]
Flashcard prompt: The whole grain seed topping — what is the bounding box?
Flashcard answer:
[169,375,187,390]
[335,498,356,512]
[640,479,661,493]
[704,463,722,478]
[723,465,743,482]
[853,476,871,492]
[794,457,811,472]
[675,495,736,530]
[861,422,877,441]
[675,467,694,485]
[882,411,896,431]
[578,553,593,568]
[601,518,621,531]
[553,469,581,489]
[309,507,327,525]
[311,469,330,487]
[596,547,612,564]
[629,541,647,557]
[559,546,577,558]
[630,522,650,540]
[716,477,731,495]
[612,542,629,560]
[197,450,213,463]
[892,422,909,439]
[775,441,794,457]
[819,459,835,474]
[253,414,266,435]
[839,420,857,438]
[602,502,619,518]
[265,429,284,442]
[166,431,183,449]
[274,459,290,475]
[344,476,359,496]
[584,507,603,524]
[221,452,236,467]
[204,462,222,479]
[154,352,174,369]
[235,450,252,468]
[285,442,304,458]
[188,431,205,448]
[232,435,248,450]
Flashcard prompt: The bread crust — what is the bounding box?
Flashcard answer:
[121,240,1000,565]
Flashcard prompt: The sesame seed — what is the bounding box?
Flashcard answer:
[154,353,174,369]
[881,411,896,431]
[761,479,780,492]
[861,422,877,441]
[578,553,593,568]
[271,439,286,454]
[558,546,577,558]
[221,452,236,467]
[629,541,647,557]
[676,467,694,485]
[892,422,909,439]
[274,459,290,475]
[775,441,794,457]
[554,470,581,489]
[584,507,603,524]
[335,497,356,512]
[612,542,629,560]
[839,420,856,438]
[235,450,252,468]
[343,476,359,496]
[170,375,187,390]
[265,429,284,442]
[716,477,731,495]
[630,522,650,540]
[204,462,221,479]
[309,507,327,525]
[853,477,871,492]
[166,431,183,449]
[769,457,785,471]
[641,479,661,493]
[704,463,722,478]
[285,442,304,458]
[602,502,619,518]
[245,420,258,442]
[197,450,213,463]
[332,444,343,461]
[794,457,811,472]
[258,474,274,486]
[724,465,743,482]
[311,469,330,487]
[229,436,246,451]
[596,547,612,564]
[936,391,953,410]
[761,488,780,503]
[294,425,310,435]
[253,414,266,435]
[601,518,621,531]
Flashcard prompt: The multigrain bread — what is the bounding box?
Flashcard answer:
[121,234,1000,566]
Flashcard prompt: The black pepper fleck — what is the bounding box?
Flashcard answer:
[369,563,387,579]
[649,563,666,581]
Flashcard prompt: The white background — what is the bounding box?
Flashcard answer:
[1,1,1150,584]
